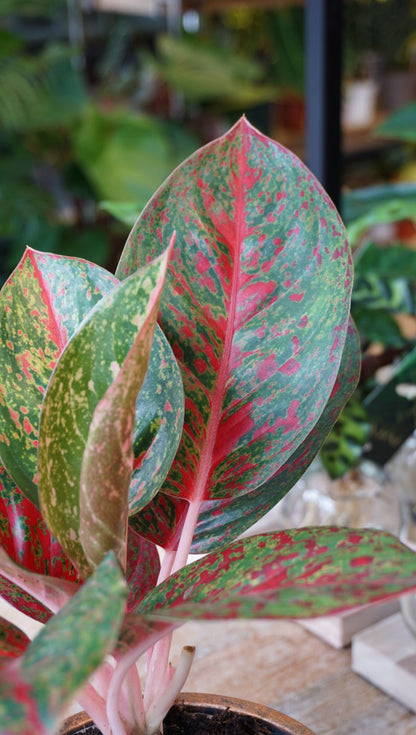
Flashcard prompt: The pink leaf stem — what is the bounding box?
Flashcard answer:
[107,622,178,735]
[77,682,111,735]
[145,645,195,735]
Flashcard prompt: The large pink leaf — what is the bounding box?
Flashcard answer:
[130,319,360,551]
[117,117,357,548]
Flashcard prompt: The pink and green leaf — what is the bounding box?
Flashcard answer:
[117,116,356,547]
[125,527,160,612]
[0,553,127,735]
[38,244,180,578]
[129,325,184,516]
[0,669,48,735]
[0,546,80,619]
[0,464,80,622]
[138,527,416,620]
[128,315,360,552]
[0,248,117,507]
[190,319,361,552]
[0,618,30,663]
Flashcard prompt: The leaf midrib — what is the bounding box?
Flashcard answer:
[190,127,247,512]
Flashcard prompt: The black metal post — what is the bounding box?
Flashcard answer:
[305,0,343,209]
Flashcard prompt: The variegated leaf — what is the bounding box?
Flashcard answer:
[125,527,160,612]
[117,116,355,549]
[129,324,184,516]
[0,248,117,507]
[138,528,416,620]
[38,245,177,578]
[0,669,47,735]
[115,616,176,659]
[0,464,79,622]
[0,547,79,618]
[190,319,360,552]
[0,553,127,735]
[130,319,360,552]
[0,617,30,663]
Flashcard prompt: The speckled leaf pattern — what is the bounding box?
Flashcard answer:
[0,553,127,735]
[138,528,416,620]
[38,246,175,578]
[129,325,184,516]
[0,463,80,623]
[191,320,361,552]
[115,616,176,659]
[130,319,360,552]
[0,617,30,662]
[125,526,160,612]
[0,546,80,619]
[117,117,355,543]
[0,248,117,507]
[0,668,47,735]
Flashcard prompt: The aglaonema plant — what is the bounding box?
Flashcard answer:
[1,117,416,735]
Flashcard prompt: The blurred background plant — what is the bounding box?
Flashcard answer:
[0,0,201,281]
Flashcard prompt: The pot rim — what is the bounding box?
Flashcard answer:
[60,692,316,735]
[176,692,316,734]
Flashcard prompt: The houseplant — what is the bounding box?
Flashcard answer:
[1,118,416,735]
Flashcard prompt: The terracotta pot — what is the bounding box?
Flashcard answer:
[60,692,316,735]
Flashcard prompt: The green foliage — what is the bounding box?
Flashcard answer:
[342,181,416,225]
[376,101,416,143]
[149,34,277,108]
[73,106,198,208]
[0,46,87,132]
[325,181,416,476]
[321,397,371,479]
[223,6,304,94]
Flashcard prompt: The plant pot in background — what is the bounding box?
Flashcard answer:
[60,693,317,735]
[342,79,379,131]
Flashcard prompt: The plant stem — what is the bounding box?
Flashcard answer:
[107,625,176,735]
[77,682,111,735]
[171,499,202,574]
[145,646,195,735]
[124,663,146,733]
[143,499,201,711]
[156,547,176,585]
[143,636,172,711]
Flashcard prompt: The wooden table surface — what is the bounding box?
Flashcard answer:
[168,618,416,735]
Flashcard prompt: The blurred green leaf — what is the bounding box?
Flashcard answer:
[0,46,88,132]
[348,199,416,247]
[151,34,278,107]
[0,0,65,16]
[100,200,142,227]
[352,306,405,348]
[355,241,416,281]
[375,101,416,143]
[73,106,198,207]
[342,181,416,225]
[352,273,415,315]
[321,397,371,478]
